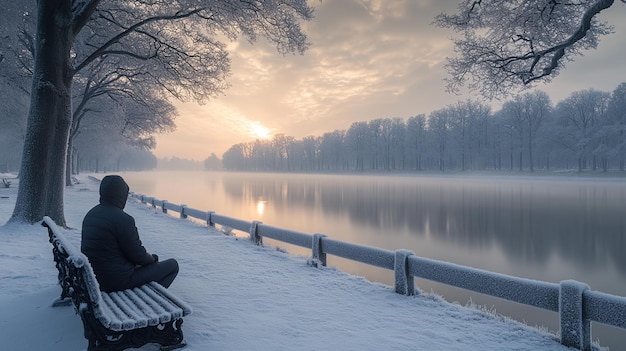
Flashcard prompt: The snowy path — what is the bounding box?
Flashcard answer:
[0,176,592,350]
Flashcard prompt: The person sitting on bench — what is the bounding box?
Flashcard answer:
[81,175,179,292]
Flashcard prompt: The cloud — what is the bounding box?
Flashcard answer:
[154,0,626,160]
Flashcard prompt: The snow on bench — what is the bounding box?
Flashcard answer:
[43,216,192,351]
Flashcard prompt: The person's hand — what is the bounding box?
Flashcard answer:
[152,254,159,263]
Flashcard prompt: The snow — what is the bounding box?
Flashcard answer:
[0,174,604,350]
[559,280,591,348]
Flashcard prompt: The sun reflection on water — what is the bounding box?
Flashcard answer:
[256,199,266,217]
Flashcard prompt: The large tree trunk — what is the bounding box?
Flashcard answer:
[9,0,73,226]
[66,138,74,186]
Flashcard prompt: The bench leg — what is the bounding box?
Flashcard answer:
[51,296,73,307]
[149,318,186,349]
[80,311,186,351]
[159,338,187,351]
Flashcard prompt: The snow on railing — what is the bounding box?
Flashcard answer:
[131,192,626,351]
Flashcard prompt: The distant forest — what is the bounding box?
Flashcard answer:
[221,84,626,174]
[3,84,624,175]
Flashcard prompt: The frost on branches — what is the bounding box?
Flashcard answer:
[435,0,622,98]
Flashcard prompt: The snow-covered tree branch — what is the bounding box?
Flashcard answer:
[435,0,622,98]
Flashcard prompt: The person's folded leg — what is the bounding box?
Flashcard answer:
[128,258,179,289]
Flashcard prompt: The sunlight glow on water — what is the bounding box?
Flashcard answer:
[256,199,266,216]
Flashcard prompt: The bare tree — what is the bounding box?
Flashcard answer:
[71,93,174,173]
[67,78,177,182]
[0,80,28,172]
[368,119,384,170]
[435,0,622,98]
[406,115,426,171]
[301,136,318,172]
[489,111,507,170]
[204,153,222,171]
[272,134,291,171]
[556,89,610,171]
[378,118,395,171]
[222,143,246,171]
[0,71,29,159]
[389,118,407,170]
[346,121,369,171]
[607,83,626,170]
[0,2,34,94]
[285,138,305,172]
[501,99,526,171]
[0,3,33,172]
[522,91,552,172]
[428,107,452,172]
[448,102,471,171]
[66,57,176,177]
[73,114,126,173]
[318,130,346,171]
[501,91,552,172]
[9,0,313,225]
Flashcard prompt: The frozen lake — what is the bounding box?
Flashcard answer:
[118,170,626,349]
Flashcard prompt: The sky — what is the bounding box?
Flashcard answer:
[153,0,626,161]
[0,174,595,350]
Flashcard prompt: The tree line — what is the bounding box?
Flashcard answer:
[221,85,626,173]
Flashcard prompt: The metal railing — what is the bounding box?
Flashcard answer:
[131,192,626,351]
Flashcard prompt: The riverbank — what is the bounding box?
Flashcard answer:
[0,175,604,350]
[153,167,626,179]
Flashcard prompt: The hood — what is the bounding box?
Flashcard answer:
[99,175,130,209]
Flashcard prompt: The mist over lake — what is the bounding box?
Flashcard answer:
[118,170,626,348]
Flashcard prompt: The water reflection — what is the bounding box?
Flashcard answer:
[121,171,626,349]
[256,199,267,216]
[221,174,626,276]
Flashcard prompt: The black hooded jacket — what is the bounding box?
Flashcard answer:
[81,175,156,292]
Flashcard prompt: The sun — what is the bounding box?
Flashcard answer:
[251,122,272,139]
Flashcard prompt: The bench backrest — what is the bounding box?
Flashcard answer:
[43,216,104,309]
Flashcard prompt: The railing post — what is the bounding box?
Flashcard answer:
[559,280,591,351]
[180,204,188,219]
[311,233,327,268]
[162,200,168,214]
[394,249,415,296]
[206,211,215,228]
[249,221,262,245]
[151,198,156,209]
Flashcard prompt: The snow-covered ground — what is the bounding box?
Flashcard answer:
[0,174,603,350]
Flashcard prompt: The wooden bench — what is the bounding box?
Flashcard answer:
[2,178,10,188]
[43,216,192,351]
